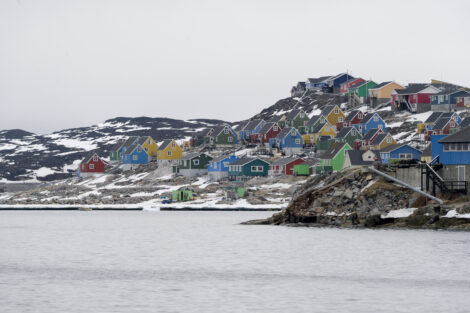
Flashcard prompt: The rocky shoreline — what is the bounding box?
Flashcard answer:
[242,168,470,230]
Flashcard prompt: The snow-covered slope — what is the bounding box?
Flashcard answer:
[0,117,226,181]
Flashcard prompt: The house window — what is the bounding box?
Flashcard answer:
[399,153,412,159]
[351,129,355,135]
[450,122,455,127]
[171,142,175,148]
[334,108,339,114]
[93,155,98,162]
[386,137,392,143]
[251,165,264,172]
[295,139,301,144]
[148,140,151,144]
[223,162,229,167]
[378,124,383,130]
[137,147,142,152]
[193,159,200,165]
[167,151,172,156]
[291,130,296,136]
[228,137,233,142]
[89,164,94,169]
[338,117,343,122]
[133,155,138,160]
[273,126,278,131]
[144,148,148,152]
[444,143,449,151]
[224,128,229,134]
[373,115,378,122]
[358,113,363,119]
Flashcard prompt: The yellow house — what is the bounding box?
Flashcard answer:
[302,122,336,145]
[321,104,345,127]
[137,136,159,160]
[370,133,397,150]
[157,139,182,161]
[368,81,405,101]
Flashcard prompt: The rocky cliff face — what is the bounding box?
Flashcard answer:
[244,168,470,230]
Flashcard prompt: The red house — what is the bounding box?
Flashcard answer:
[271,157,304,175]
[357,128,383,150]
[255,122,281,146]
[456,95,470,108]
[79,152,107,178]
[337,109,364,131]
[340,78,365,95]
[391,84,440,113]
[425,117,459,141]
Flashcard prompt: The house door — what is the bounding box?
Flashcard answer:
[457,166,465,181]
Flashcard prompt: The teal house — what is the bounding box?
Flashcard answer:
[228,157,270,181]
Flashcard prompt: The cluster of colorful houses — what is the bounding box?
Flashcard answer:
[291,73,470,113]
[77,72,470,194]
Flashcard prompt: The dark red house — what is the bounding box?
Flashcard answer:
[337,109,364,131]
[425,117,459,141]
[79,152,107,178]
[255,122,281,145]
[271,157,305,175]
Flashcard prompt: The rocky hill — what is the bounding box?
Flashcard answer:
[0,90,433,182]
[0,117,226,181]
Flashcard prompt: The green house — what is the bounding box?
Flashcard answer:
[109,140,126,162]
[204,124,237,145]
[228,157,270,181]
[349,80,377,98]
[334,126,363,147]
[285,109,309,134]
[293,160,316,176]
[306,114,329,134]
[172,189,193,202]
[177,152,213,177]
[319,142,352,172]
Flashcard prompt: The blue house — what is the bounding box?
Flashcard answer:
[430,89,470,111]
[306,76,331,91]
[379,143,422,164]
[323,73,355,93]
[122,143,149,170]
[208,154,239,181]
[354,113,386,135]
[120,136,140,160]
[430,127,470,194]
[240,119,265,141]
[269,127,303,156]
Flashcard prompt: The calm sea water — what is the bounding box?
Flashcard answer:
[1,210,470,313]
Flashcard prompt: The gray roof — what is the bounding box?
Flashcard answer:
[259,122,276,134]
[211,154,234,163]
[110,139,126,152]
[124,143,139,155]
[370,81,392,90]
[321,142,349,159]
[122,136,139,148]
[336,126,361,139]
[230,157,269,166]
[432,117,451,130]
[360,113,376,124]
[424,112,444,123]
[364,128,380,141]
[276,127,298,139]
[344,110,362,122]
[438,126,470,143]
[285,109,305,121]
[379,143,407,153]
[269,115,284,123]
[272,157,303,166]
[181,152,208,161]
[81,152,100,165]
[306,115,322,127]
[459,117,470,129]
[158,139,173,151]
[136,136,152,145]
[346,150,381,166]
[244,119,263,132]
[233,121,249,132]
[395,84,430,95]
[311,122,328,134]
[432,89,467,96]
[440,112,458,119]
[211,125,232,137]
[370,133,389,146]
[321,105,336,116]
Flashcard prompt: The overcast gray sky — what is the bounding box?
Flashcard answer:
[1,0,469,134]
